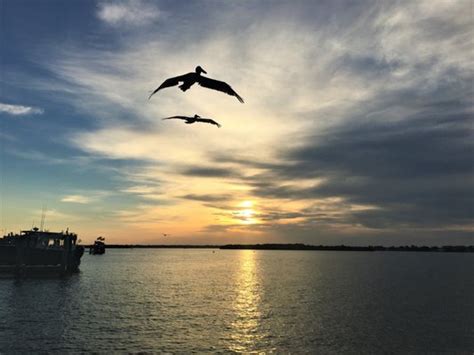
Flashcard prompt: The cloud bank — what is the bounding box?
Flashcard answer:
[27,0,474,243]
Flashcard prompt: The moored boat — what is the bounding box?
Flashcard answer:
[0,227,84,276]
[89,236,106,255]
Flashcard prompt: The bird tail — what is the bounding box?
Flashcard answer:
[235,93,244,103]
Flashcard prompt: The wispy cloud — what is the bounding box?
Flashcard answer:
[0,103,44,116]
[179,193,232,203]
[97,0,161,27]
[60,190,112,204]
[61,195,92,204]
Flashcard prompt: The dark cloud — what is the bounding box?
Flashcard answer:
[291,118,469,228]
[333,54,403,79]
[179,193,232,202]
[209,73,474,235]
[180,166,240,178]
[257,211,305,221]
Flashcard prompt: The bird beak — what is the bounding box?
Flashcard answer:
[201,68,207,74]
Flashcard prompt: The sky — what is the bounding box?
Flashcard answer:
[0,0,472,245]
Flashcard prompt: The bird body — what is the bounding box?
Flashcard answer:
[149,66,244,103]
[162,114,222,128]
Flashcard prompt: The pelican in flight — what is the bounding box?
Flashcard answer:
[149,66,244,103]
[162,114,222,128]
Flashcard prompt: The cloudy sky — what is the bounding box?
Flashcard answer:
[1,0,472,245]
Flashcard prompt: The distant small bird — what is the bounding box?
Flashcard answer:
[162,233,170,237]
[149,66,244,103]
[162,114,222,128]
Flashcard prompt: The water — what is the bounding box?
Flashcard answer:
[0,249,473,353]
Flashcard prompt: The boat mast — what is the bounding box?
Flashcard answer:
[40,205,47,231]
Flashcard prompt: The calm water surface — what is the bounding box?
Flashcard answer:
[0,249,473,353]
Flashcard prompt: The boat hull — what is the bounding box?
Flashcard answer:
[0,244,84,274]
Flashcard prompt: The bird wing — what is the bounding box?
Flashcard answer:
[149,73,190,99]
[197,76,244,103]
[196,118,222,127]
[162,116,189,121]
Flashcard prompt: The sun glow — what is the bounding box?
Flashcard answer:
[239,200,254,208]
[234,201,258,225]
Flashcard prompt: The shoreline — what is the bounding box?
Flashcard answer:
[84,243,474,252]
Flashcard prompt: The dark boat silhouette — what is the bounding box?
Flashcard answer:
[90,236,106,255]
[0,227,84,276]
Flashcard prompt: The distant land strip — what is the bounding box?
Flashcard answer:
[219,244,474,252]
[86,244,474,252]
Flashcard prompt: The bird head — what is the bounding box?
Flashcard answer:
[194,114,201,118]
[196,66,207,75]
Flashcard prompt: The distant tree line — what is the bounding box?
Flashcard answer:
[219,244,474,252]
[90,244,218,249]
[85,243,474,252]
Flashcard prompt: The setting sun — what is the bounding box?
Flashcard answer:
[239,201,254,208]
[233,201,258,225]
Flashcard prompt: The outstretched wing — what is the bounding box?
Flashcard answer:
[197,76,244,103]
[149,73,190,99]
[197,118,222,128]
[162,116,189,121]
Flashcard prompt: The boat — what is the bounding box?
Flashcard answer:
[89,236,106,255]
[0,227,85,276]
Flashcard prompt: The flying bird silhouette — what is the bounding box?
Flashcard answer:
[149,66,244,103]
[162,114,222,128]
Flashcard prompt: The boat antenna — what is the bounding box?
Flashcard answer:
[40,205,47,231]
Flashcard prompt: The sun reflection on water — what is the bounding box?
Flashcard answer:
[229,250,267,352]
